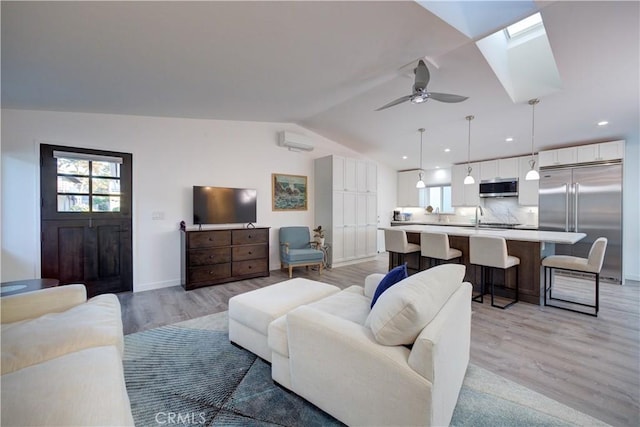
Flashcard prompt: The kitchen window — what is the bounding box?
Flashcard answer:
[419,185,453,213]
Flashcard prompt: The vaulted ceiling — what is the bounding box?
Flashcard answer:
[2,1,638,171]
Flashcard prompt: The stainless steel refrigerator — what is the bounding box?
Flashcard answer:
[539,162,623,283]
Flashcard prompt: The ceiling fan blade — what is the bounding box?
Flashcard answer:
[428,92,469,103]
[375,94,413,111]
[413,60,430,92]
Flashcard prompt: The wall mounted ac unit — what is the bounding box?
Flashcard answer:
[278,131,314,152]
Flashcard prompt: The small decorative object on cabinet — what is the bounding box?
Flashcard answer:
[313,225,325,246]
[180,227,270,290]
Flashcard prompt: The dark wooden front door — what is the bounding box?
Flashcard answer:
[40,144,133,297]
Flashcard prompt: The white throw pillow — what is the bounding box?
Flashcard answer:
[366,264,465,346]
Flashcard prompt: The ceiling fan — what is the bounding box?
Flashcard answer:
[376,59,468,111]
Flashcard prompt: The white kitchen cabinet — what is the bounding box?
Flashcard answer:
[539,141,624,167]
[356,161,367,192]
[315,155,377,265]
[366,225,378,256]
[397,170,420,207]
[355,225,368,258]
[479,160,498,181]
[356,193,367,226]
[344,158,357,192]
[366,162,377,193]
[343,225,356,260]
[365,194,378,256]
[357,160,378,193]
[538,147,577,167]
[451,163,480,206]
[576,140,624,163]
[518,155,539,206]
[332,156,345,191]
[331,156,358,191]
[498,158,519,178]
[355,193,378,258]
[332,192,344,226]
[343,192,357,226]
[366,193,377,226]
[479,157,518,181]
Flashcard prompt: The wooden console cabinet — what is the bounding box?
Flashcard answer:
[181,227,270,290]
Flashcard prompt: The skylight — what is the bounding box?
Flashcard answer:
[505,13,543,38]
[476,9,562,103]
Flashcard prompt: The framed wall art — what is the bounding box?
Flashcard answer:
[272,173,308,211]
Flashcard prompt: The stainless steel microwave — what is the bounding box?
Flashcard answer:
[479,178,518,198]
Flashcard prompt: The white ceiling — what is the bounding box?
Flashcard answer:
[2,1,638,172]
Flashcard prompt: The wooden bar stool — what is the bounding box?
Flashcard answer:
[543,237,607,317]
[420,232,462,269]
[384,229,421,273]
[469,235,519,309]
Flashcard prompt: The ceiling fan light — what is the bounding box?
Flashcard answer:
[411,95,426,104]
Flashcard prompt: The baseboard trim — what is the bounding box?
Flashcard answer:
[331,256,377,269]
[134,279,181,293]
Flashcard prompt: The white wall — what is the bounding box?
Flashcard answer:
[0,109,384,291]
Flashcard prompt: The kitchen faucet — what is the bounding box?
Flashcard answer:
[435,207,441,222]
[475,205,484,229]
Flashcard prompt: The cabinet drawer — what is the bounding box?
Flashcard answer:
[189,247,231,266]
[232,229,268,245]
[232,244,267,261]
[189,230,232,249]
[189,264,231,283]
[232,259,268,276]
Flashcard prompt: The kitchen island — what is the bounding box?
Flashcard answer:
[382,225,585,305]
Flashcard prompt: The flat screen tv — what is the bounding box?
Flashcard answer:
[193,186,257,225]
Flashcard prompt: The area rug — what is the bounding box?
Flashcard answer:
[123,312,608,427]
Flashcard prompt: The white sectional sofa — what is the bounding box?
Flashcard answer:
[1,284,134,426]
[230,264,472,426]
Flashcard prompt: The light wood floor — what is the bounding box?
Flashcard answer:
[118,254,640,427]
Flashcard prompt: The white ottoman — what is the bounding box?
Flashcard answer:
[228,278,340,362]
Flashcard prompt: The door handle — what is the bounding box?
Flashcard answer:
[574,183,579,232]
[564,183,569,231]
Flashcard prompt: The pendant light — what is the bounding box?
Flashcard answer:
[463,115,475,185]
[525,98,540,181]
[416,128,426,188]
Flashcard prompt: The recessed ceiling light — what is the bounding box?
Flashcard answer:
[505,137,514,142]
[597,121,609,126]
[435,166,440,169]
[444,148,451,152]
[402,155,408,160]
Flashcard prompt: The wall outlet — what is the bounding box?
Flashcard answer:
[152,211,165,220]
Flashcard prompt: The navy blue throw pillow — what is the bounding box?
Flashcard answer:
[370,264,408,308]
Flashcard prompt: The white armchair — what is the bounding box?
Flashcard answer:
[283,265,472,426]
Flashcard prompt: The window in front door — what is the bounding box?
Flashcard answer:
[55,150,122,213]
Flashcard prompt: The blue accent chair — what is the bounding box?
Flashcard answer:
[279,226,324,278]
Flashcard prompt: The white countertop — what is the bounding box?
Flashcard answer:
[382,224,585,244]
[390,220,538,230]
